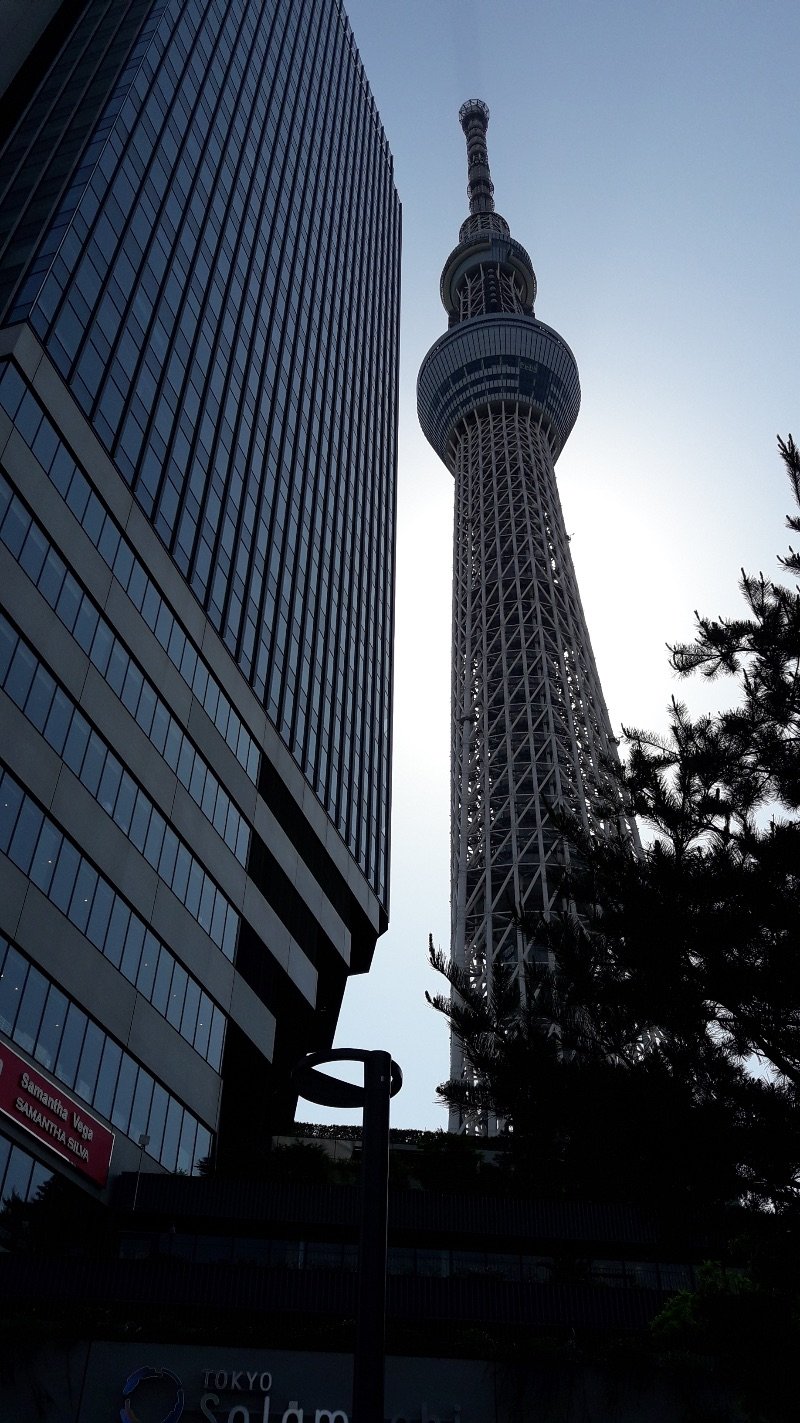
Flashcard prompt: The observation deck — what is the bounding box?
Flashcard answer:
[417,99,580,464]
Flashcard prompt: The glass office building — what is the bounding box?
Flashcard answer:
[0,0,399,1194]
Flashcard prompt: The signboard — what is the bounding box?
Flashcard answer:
[82,1347,467,1423]
[0,1039,114,1186]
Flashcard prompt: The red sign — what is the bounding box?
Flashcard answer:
[0,1040,114,1186]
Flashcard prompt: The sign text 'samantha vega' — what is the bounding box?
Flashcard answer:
[418,102,635,1131]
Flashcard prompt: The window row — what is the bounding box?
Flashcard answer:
[0,603,238,958]
[118,1231,697,1293]
[0,934,212,1174]
[0,360,259,784]
[0,765,226,1070]
[0,471,241,959]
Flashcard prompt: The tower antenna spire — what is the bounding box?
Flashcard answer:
[458,98,495,216]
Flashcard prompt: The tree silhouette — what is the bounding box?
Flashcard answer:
[429,436,800,1212]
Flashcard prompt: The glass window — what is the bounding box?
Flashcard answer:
[33,983,68,1071]
[43,686,73,754]
[128,792,151,852]
[120,661,143,714]
[0,496,29,557]
[28,1160,53,1200]
[80,730,107,795]
[149,700,170,754]
[28,820,62,895]
[96,756,123,816]
[13,964,48,1055]
[0,364,25,418]
[166,963,187,1030]
[38,547,65,606]
[143,812,166,870]
[233,1236,271,1265]
[161,1096,183,1172]
[89,620,114,676]
[0,774,24,851]
[171,844,191,900]
[194,1236,231,1264]
[0,943,28,1035]
[104,898,130,968]
[151,952,172,1016]
[48,838,81,913]
[194,994,212,1059]
[388,1248,415,1276]
[163,720,181,771]
[93,1038,122,1120]
[4,640,37,707]
[62,714,91,775]
[24,663,55,731]
[54,1002,86,1088]
[113,772,137,834]
[136,680,157,736]
[55,574,82,632]
[197,876,216,934]
[32,418,59,471]
[72,598,99,653]
[591,1260,628,1288]
[416,1250,450,1278]
[194,1124,213,1173]
[0,617,17,681]
[146,1082,169,1160]
[86,877,115,947]
[75,1019,104,1101]
[129,1072,154,1145]
[184,860,203,917]
[180,977,200,1042]
[110,1054,138,1131]
[105,641,128,696]
[2,1145,34,1205]
[9,799,44,874]
[207,1009,225,1071]
[176,1113,197,1175]
[68,860,98,932]
[120,917,145,982]
[50,445,75,497]
[158,826,179,885]
[19,524,49,584]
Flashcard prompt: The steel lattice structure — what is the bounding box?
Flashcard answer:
[418,101,635,1132]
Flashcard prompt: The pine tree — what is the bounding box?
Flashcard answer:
[429,436,800,1212]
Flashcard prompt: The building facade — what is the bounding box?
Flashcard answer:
[0,0,400,1197]
[0,1157,737,1421]
[418,102,630,1130]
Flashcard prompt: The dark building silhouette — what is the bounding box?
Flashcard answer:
[0,1140,740,1420]
[0,0,400,1198]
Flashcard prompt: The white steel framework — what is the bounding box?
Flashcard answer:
[418,101,633,1132]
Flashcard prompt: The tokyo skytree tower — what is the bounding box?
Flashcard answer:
[418,101,632,1130]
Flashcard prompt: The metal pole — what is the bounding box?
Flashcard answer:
[352,1050,391,1423]
[131,1133,150,1212]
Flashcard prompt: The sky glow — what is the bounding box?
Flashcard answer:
[302,0,800,1130]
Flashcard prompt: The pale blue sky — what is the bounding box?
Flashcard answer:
[300,0,800,1130]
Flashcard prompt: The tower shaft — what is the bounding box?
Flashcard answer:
[450,407,624,1100]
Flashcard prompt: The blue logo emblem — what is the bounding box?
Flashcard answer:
[120,1365,185,1423]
